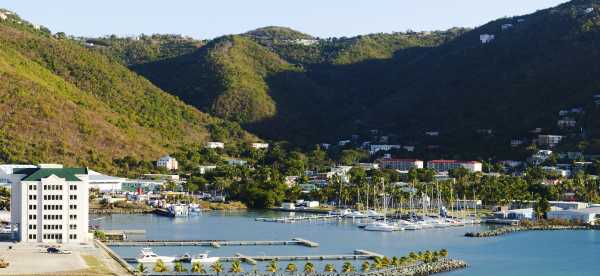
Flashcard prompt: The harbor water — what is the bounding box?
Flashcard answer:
[92,210,600,275]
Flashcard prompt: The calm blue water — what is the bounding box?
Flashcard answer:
[92,211,600,275]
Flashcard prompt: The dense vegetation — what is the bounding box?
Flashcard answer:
[91,0,600,160]
[0,9,255,173]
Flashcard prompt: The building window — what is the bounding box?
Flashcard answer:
[70,214,77,220]
[28,205,36,210]
[69,185,78,191]
[69,224,77,230]
[29,214,36,220]
[69,205,77,210]
[70,195,77,200]
[69,234,77,239]
[29,195,37,200]
[28,224,36,230]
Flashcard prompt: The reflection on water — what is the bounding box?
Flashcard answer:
[92,210,600,275]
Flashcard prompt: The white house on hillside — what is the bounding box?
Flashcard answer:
[10,164,90,243]
[251,143,269,149]
[206,142,225,149]
[157,155,178,171]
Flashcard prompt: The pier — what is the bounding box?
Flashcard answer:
[105,237,319,247]
[255,214,340,223]
[123,249,383,264]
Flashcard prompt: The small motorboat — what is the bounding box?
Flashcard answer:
[191,253,220,264]
[136,248,176,263]
[177,253,192,263]
[345,210,368,218]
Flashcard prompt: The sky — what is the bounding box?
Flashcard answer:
[1,0,569,39]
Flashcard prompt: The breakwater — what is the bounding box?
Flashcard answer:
[465,225,594,237]
[363,259,468,276]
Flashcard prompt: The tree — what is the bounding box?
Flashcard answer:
[439,249,448,258]
[304,262,315,274]
[372,256,385,270]
[191,262,206,273]
[135,263,147,275]
[266,260,279,273]
[211,261,223,274]
[361,261,370,272]
[153,260,168,272]
[324,263,336,273]
[391,256,401,267]
[174,261,187,272]
[229,260,243,273]
[534,197,551,219]
[342,262,355,272]
[285,263,297,274]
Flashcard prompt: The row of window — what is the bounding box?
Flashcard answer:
[69,195,78,200]
[43,234,62,240]
[43,205,63,210]
[28,234,37,240]
[69,205,77,210]
[43,195,63,200]
[28,224,36,230]
[43,185,62,191]
[43,214,63,220]
[70,214,78,220]
[28,205,37,210]
[28,214,36,220]
[43,224,63,230]
[69,234,77,239]
[28,185,37,191]
[28,195,37,200]
[69,185,78,190]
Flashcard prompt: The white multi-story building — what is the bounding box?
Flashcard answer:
[157,155,178,171]
[378,159,424,171]
[427,160,482,173]
[206,142,225,149]
[10,164,89,243]
[251,143,269,149]
[87,169,126,193]
[538,135,564,148]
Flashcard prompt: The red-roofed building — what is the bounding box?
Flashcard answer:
[427,160,482,172]
[378,159,424,171]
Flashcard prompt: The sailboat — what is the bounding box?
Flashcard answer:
[364,179,401,232]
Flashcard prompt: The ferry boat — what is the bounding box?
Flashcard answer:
[136,248,176,263]
[191,253,220,264]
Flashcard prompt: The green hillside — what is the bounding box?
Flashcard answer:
[87,0,600,158]
[0,9,254,173]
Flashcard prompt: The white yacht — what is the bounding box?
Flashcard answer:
[191,253,220,264]
[364,221,401,232]
[168,204,189,217]
[136,248,176,263]
[366,209,383,218]
[329,208,352,216]
[397,220,422,230]
[345,210,368,218]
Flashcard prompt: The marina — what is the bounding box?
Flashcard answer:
[94,211,600,275]
[106,237,319,247]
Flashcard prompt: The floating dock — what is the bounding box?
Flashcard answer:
[105,237,319,247]
[255,214,340,223]
[123,249,382,264]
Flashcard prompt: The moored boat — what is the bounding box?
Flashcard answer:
[136,248,176,263]
[191,253,220,264]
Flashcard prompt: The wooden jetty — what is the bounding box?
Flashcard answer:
[123,249,382,264]
[105,237,319,247]
[255,214,340,223]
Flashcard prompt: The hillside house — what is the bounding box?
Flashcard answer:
[425,131,439,136]
[251,143,269,149]
[538,135,564,148]
[403,145,415,152]
[427,160,482,173]
[157,155,178,171]
[501,23,513,30]
[206,142,225,149]
[338,140,351,146]
[558,110,569,116]
[198,165,217,174]
[369,144,401,154]
[480,34,495,44]
[511,139,525,147]
[0,12,7,20]
[557,119,576,128]
[378,158,424,171]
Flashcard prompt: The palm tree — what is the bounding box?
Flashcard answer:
[191,262,206,273]
[229,260,243,273]
[285,263,297,274]
[136,263,147,275]
[382,256,391,267]
[391,256,401,267]
[361,261,370,272]
[266,260,279,273]
[303,262,315,274]
[372,257,385,270]
[439,249,448,258]
[174,261,187,272]
[324,263,336,273]
[153,259,168,273]
[408,252,418,261]
[211,261,223,275]
[342,262,355,272]
[399,256,409,265]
